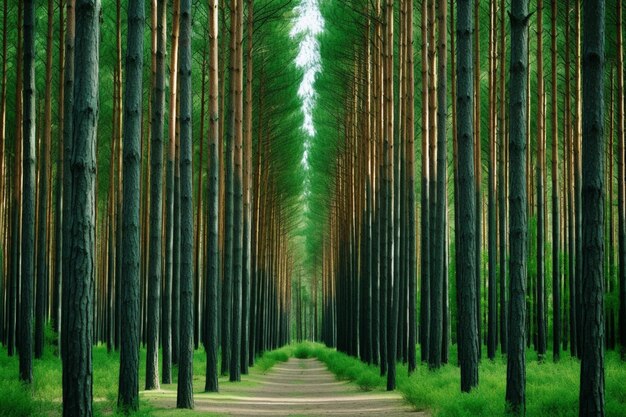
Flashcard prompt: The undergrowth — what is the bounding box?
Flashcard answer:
[303,343,626,417]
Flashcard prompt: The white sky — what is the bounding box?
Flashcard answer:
[291,0,323,140]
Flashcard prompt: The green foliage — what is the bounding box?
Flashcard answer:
[254,346,291,373]
[293,343,314,359]
[304,345,626,417]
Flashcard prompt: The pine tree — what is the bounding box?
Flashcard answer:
[456,0,479,393]
[506,0,530,412]
[176,0,194,408]
[63,0,100,414]
[118,0,145,411]
[579,0,606,413]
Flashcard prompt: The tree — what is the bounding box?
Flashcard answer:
[551,0,561,362]
[145,0,171,391]
[535,0,547,360]
[456,0,479,393]
[35,0,55,359]
[63,0,100,415]
[20,0,36,384]
[204,0,219,393]
[230,0,243,383]
[118,0,145,411]
[617,0,626,360]
[429,0,447,370]
[579,0,606,414]
[407,0,417,375]
[487,0,497,361]
[176,0,194,408]
[419,0,431,365]
[506,0,529,412]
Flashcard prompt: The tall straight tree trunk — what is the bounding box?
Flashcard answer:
[579,0,605,414]
[474,0,483,359]
[204,0,219,393]
[384,0,397,392]
[61,0,74,362]
[35,0,54,359]
[616,0,626,360]
[20,0,36,384]
[498,0,508,355]
[429,0,446,370]
[221,0,236,377]
[241,0,253,375]
[147,0,172,388]
[506,0,529,412]
[63,0,99,415]
[419,0,430,364]
[565,0,578,357]
[230,0,243,383]
[407,0,417,375]
[574,0,583,358]
[176,0,194,408]
[536,0,547,360]
[117,0,145,411]
[456,0,479,393]
[153,0,170,386]
[551,0,561,362]
[487,0,497,361]
[166,0,181,368]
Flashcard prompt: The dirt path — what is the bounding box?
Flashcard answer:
[147,358,424,416]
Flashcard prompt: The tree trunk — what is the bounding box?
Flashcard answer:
[498,0,508,356]
[456,0,479,393]
[579,0,606,414]
[204,0,220,393]
[407,0,417,375]
[35,0,54,359]
[551,0,561,362]
[117,0,145,411]
[241,0,254,375]
[419,0,430,365]
[429,0,446,370]
[167,0,181,368]
[506,0,529,412]
[616,0,626,360]
[20,0,37,384]
[176,0,194,408]
[384,0,397,392]
[536,0,547,360]
[474,0,483,359]
[63,0,99,414]
[487,0,497,361]
[230,0,244,383]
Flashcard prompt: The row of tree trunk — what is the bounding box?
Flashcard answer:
[0,0,302,415]
[315,0,616,415]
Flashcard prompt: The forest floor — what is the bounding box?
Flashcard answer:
[145,357,422,416]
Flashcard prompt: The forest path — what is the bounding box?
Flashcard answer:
[146,357,424,416]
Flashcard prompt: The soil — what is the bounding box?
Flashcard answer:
[146,357,426,416]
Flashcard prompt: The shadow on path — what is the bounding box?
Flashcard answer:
[146,357,425,416]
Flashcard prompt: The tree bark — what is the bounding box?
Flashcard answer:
[551,0,561,362]
[35,0,54,359]
[506,0,529,412]
[204,0,219,393]
[176,0,194,407]
[579,0,606,414]
[117,0,145,411]
[456,0,479,393]
[63,1,99,414]
[20,0,37,384]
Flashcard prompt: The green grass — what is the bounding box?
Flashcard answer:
[3,334,624,417]
[0,328,301,417]
[305,344,626,417]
